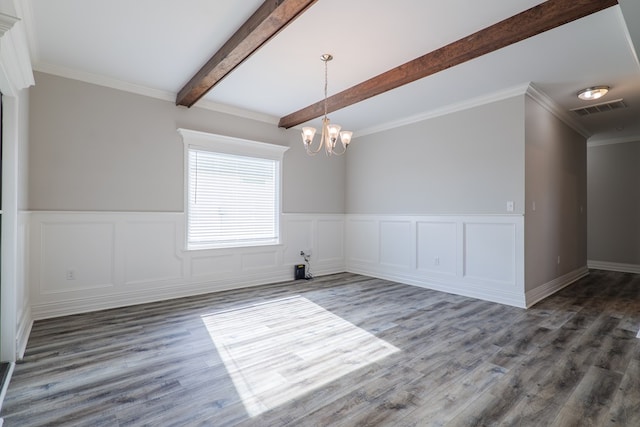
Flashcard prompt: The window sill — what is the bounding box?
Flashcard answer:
[186,242,283,252]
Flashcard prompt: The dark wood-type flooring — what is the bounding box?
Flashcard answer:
[2,270,639,426]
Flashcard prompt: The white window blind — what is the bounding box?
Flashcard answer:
[187,148,280,249]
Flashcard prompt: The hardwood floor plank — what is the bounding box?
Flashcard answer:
[2,269,639,426]
[445,352,555,426]
[551,366,623,426]
[395,362,508,426]
[606,359,640,426]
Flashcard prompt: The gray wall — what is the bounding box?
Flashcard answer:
[28,72,345,214]
[587,141,640,265]
[17,88,30,211]
[345,96,525,215]
[524,96,587,291]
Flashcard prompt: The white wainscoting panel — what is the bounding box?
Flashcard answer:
[123,220,183,285]
[346,219,379,264]
[346,214,525,307]
[28,212,345,319]
[416,221,457,276]
[241,250,280,271]
[282,218,313,265]
[29,211,528,318]
[380,221,413,269]
[317,219,344,263]
[463,222,516,285]
[40,221,116,294]
[190,253,236,278]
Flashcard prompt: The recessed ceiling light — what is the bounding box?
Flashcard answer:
[578,86,609,101]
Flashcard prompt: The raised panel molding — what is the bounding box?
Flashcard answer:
[463,222,516,286]
[317,219,344,263]
[40,221,116,294]
[283,218,314,265]
[346,219,379,264]
[190,254,237,278]
[346,214,526,308]
[380,221,412,269]
[28,212,533,317]
[242,250,279,271]
[416,221,457,275]
[123,220,183,285]
[29,212,345,320]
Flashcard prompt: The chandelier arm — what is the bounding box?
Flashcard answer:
[329,144,348,156]
[306,140,324,154]
[304,123,326,155]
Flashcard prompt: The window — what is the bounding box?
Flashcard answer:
[179,129,289,250]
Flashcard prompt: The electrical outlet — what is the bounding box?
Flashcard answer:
[434,257,440,266]
[557,256,560,265]
[66,269,76,280]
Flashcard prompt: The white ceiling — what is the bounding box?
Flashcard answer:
[23,0,640,142]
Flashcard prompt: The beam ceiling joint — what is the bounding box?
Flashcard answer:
[278,0,619,129]
[177,0,318,108]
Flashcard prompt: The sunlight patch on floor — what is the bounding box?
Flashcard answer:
[201,295,400,417]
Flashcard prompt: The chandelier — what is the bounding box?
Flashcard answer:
[301,54,352,156]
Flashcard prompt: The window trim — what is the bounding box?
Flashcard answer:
[178,128,289,251]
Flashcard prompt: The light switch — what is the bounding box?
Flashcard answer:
[506,201,514,212]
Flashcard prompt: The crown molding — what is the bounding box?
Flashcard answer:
[354,83,593,140]
[587,135,640,147]
[191,98,279,126]
[525,83,590,138]
[527,82,640,147]
[356,83,531,138]
[14,0,39,63]
[0,11,17,34]
[35,61,175,99]
[0,11,34,96]
[34,62,280,126]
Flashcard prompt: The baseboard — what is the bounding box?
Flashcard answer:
[16,305,33,359]
[31,263,345,320]
[525,266,589,308]
[347,265,527,308]
[31,273,291,320]
[587,260,640,274]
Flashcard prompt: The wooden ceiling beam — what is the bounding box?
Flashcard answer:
[278,0,618,129]
[177,0,318,108]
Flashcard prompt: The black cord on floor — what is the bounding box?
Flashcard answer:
[301,253,314,280]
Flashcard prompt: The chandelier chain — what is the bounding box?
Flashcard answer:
[324,57,328,118]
